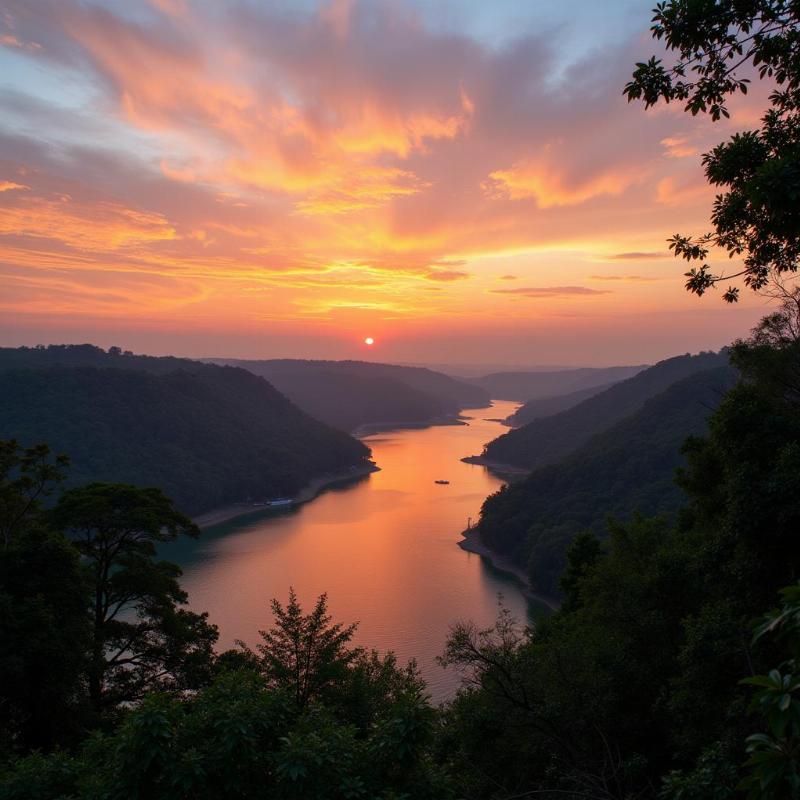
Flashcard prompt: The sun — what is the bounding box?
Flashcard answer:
[364,337,375,346]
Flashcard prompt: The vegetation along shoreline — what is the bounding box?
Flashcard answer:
[194,463,381,529]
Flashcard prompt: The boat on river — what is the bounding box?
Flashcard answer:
[434,479,450,485]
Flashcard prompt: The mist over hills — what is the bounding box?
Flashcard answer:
[504,382,616,425]
[478,351,728,470]
[464,364,648,401]
[0,345,371,514]
[208,358,490,431]
[478,363,739,596]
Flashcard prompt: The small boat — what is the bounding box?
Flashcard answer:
[434,480,450,485]
[266,498,293,507]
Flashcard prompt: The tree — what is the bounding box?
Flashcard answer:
[729,285,800,403]
[52,483,218,714]
[559,531,605,612]
[0,441,89,752]
[246,589,361,711]
[625,1,800,302]
[0,440,68,549]
[739,582,800,798]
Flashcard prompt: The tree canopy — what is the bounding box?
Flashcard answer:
[626,0,800,301]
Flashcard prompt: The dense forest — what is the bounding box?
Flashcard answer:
[464,364,645,401]
[210,358,490,431]
[480,351,728,470]
[479,364,738,595]
[0,346,371,514]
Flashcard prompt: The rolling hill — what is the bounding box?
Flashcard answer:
[464,365,647,401]
[0,346,372,514]
[477,364,738,597]
[477,351,728,470]
[504,382,616,426]
[209,358,490,431]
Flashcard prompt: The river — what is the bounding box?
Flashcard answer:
[163,399,548,700]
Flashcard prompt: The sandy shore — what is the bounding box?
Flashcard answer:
[194,463,380,530]
[460,455,530,476]
[459,527,560,612]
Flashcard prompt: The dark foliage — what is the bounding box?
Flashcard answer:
[479,364,737,596]
[442,304,800,799]
[53,483,218,714]
[626,0,800,302]
[1,594,451,800]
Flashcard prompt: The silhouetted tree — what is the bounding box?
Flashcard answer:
[246,589,361,710]
[626,1,800,302]
[0,440,68,549]
[0,441,89,751]
[52,483,218,713]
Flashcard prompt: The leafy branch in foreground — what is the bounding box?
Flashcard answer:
[739,583,800,799]
[625,1,800,302]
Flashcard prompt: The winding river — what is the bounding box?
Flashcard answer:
[164,400,547,700]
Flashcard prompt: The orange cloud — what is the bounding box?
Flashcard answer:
[589,275,660,282]
[490,286,611,297]
[661,135,697,158]
[0,195,177,252]
[484,157,642,208]
[0,0,766,355]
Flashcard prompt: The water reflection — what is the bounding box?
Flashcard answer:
[163,400,548,701]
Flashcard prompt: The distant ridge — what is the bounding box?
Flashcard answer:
[465,365,647,402]
[478,351,727,470]
[504,382,616,426]
[208,358,490,432]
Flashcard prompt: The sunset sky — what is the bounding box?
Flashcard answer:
[0,0,772,366]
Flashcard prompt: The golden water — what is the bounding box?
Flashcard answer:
[165,400,547,700]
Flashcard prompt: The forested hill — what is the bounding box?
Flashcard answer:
[0,346,372,514]
[480,350,728,470]
[0,343,208,373]
[505,381,615,426]
[479,364,739,596]
[209,358,490,431]
[464,364,646,401]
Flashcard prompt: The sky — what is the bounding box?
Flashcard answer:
[0,0,773,366]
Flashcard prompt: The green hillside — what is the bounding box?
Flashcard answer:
[0,346,371,514]
[480,351,727,469]
[478,365,738,596]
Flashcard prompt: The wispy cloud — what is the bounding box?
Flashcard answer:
[589,274,659,282]
[605,251,670,261]
[490,286,611,297]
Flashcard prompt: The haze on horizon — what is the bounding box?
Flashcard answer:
[0,0,770,366]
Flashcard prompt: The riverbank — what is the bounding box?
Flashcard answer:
[460,454,529,477]
[194,463,381,529]
[459,527,560,612]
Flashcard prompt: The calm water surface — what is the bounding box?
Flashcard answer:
[164,400,546,700]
